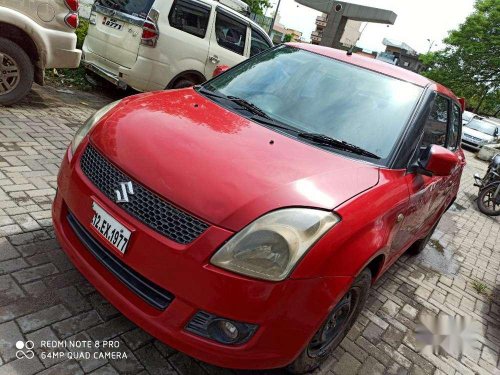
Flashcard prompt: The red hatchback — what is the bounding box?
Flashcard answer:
[53,43,465,373]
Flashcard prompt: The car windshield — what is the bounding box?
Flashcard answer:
[202,46,423,161]
[96,0,155,19]
[463,112,475,122]
[467,119,497,136]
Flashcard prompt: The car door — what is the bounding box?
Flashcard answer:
[402,95,454,241]
[205,7,248,78]
[87,0,156,69]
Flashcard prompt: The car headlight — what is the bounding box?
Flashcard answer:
[210,208,340,281]
[71,100,121,154]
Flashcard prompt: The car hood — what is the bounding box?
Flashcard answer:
[89,89,380,231]
[463,127,494,142]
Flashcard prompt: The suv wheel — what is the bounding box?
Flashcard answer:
[287,269,372,374]
[0,37,34,106]
[172,78,196,89]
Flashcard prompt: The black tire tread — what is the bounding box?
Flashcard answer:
[286,268,372,374]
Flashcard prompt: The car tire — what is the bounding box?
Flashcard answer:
[0,37,34,106]
[408,219,439,255]
[287,268,372,374]
[172,78,196,89]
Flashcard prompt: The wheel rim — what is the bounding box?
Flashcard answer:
[307,290,358,357]
[0,52,20,95]
[480,186,500,214]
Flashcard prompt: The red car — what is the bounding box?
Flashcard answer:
[53,43,465,373]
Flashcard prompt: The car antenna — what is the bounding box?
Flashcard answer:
[346,45,354,56]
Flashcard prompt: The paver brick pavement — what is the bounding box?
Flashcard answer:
[0,85,498,374]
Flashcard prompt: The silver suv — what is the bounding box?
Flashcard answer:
[0,0,82,105]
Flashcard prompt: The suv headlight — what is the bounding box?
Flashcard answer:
[71,100,121,154]
[210,208,340,281]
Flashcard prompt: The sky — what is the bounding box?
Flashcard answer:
[270,0,476,54]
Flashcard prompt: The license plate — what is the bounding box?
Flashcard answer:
[102,17,123,30]
[91,202,131,254]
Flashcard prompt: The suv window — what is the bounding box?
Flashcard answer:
[97,0,155,19]
[169,0,211,39]
[215,12,247,55]
[422,95,449,147]
[448,103,461,150]
[250,29,272,57]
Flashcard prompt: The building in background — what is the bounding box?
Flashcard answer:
[376,38,424,73]
[269,15,304,44]
[297,0,396,50]
[311,12,361,47]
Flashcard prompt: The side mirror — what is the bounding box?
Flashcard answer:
[213,65,230,77]
[414,145,459,177]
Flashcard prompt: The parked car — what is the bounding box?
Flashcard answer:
[82,0,273,92]
[462,110,480,126]
[53,44,465,373]
[461,118,499,151]
[0,0,81,105]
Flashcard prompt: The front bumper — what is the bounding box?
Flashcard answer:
[52,144,352,369]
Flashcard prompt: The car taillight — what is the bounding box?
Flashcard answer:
[141,10,160,47]
[65,13,79,29]
[64,0,79,12]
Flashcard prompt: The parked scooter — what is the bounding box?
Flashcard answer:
[474,154,500,216]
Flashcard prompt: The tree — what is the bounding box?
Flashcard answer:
[420,0,499,116]
[244,0,271,15]
[283,34,293,42]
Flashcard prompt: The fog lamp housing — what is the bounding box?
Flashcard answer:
[185,311,257,345]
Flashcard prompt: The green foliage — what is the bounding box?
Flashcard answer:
[76,18,90,50]
[283,34,293,42]
[244,0,270,15]
[472,280,488,295]
[420,0,499,116]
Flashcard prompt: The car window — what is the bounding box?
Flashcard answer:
[448,103,461,150]
[250,29,272,57]
[168,0,210,39]
[422,95,449,148]
[97,0,155,19]
[215,12,247,55]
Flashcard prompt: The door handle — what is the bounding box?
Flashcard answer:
[209,55,220,64]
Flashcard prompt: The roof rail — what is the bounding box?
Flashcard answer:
[215,0,250,15]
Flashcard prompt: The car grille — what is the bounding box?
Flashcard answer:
[67,211,174,310]
[80,144,209,245]
[464,135,482,142]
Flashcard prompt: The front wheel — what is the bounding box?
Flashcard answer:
[477,184,500,216]
[0,37,34,105]
[287,269,372,374]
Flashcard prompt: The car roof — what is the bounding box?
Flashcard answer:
[288,43,458,102]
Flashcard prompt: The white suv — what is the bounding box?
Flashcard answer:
[0,0,82,105]
[82,0,273,91]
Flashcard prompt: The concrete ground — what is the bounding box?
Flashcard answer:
[0,85,498,375]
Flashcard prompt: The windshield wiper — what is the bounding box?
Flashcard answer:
[226,96,270,118]
[297,132,381,159]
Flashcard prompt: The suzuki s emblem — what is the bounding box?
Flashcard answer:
[115,181,134,203]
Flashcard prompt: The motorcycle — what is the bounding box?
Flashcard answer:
[474,153,500,216]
